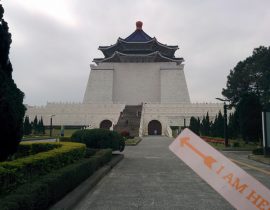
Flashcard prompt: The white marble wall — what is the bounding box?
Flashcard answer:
[26,103,125,127]
[160,63,190,103]
[141,103,224,136]
[113,63,160,104]
[25,102,225,137]
[26,61,225,137]
[83,62,190,105]
[83,64,114,103]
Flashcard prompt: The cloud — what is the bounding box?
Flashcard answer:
[2,0,270,105]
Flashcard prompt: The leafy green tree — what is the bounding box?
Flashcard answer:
[227,112,239,139]
[37,117,45,134]
[37,119,42,134]
[222,46,268,142]
[236,94,262,143]
[40,117,45,134]
[211,111,224,138]
[23,116,32,135]
[33,116,38,134]
[201,112,211,136]
[189,116,200,135]
[200,116,206,136]
[222,46,270,108]
[0,4,26,161]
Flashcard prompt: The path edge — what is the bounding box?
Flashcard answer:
[49,154,124,210]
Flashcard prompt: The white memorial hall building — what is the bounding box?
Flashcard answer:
[26,21,223,136]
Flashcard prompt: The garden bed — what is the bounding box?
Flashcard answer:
[0,149,112,210]
[125,137,142,146]
[0,142,86,195]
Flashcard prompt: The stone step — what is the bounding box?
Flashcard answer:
[114,105,143,137]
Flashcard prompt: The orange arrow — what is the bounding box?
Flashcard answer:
[180,137,217,169]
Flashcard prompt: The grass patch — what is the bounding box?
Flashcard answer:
[125,137,142,146]
[208,140,259,151]
[22,135,55,141]
[45,129,79,137]
[22,129,80,140]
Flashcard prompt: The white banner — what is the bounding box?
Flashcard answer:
[169,128,270,210]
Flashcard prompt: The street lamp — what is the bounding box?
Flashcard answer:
[216,98,230,147]
[50,115,55,137]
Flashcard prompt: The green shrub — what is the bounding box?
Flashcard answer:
[252,147,264,155]
[94,149,112,166]
[59,137,71,142]
[0,149,112,210]
[0,142,86,195]
[85,148,98,158]
[71,129,125,152]
[233,142,240,147]
[11,143,61,159]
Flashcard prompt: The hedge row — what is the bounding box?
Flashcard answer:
[71,129,125,152]
[12,142,61,159]
[0,149,112,210]
[252,147,263,155]
[0,142,86,195]
[58,136,71,142]
[94,149,113,165]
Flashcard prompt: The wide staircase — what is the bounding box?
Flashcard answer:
[114,105,142,137]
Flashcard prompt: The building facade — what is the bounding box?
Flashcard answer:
[26,21,223,136]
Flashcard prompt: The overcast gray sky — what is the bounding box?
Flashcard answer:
[2,0,270,106]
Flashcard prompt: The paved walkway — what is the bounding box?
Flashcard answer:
[74,136,234,210]
[222,151,270,189]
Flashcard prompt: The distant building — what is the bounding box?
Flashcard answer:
[26,21,223,136]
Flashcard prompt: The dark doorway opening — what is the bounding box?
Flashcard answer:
[148,120,162,135]
[100,120,112,130]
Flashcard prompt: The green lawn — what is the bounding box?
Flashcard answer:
[125,137,142,146]
[208,139,260,151]
[44,128,79,137]
[23,129,79,140]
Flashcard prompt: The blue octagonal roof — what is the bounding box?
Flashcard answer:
[124,29,153,42]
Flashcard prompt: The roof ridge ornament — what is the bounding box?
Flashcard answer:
[136,21,143,30]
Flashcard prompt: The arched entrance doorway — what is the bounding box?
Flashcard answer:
[148,120,162,135]
[100,120,112,130]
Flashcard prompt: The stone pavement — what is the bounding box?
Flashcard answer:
[222,151,270,189]
[74,136,235,210]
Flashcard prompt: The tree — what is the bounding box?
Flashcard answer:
[222,46,268,142]
[40,117,45,134]
[0,4,26,161]
[201,112,211,136]
[189,116,200,135]
[236,93,262,143]
[33,116,38,134]
[37,117,45,135]
[222,46,270,108]
[211,111,224,138]
[23,116,32,135]
[227,112,239,139]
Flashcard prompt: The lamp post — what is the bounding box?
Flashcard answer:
[50,115,55,137]
[216,98,229,147]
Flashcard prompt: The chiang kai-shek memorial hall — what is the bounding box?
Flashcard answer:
[26,21,223,136]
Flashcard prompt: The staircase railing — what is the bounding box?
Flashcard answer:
[138,103,145,137]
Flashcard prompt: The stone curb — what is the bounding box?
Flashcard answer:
[49,154,124,210]
[222,148,253,151]
[21,138,57,141]
[248,154,270,165]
